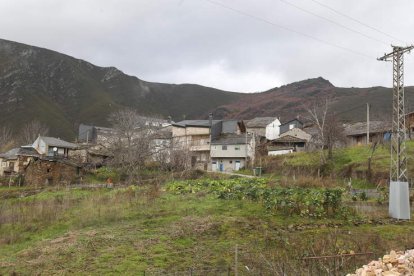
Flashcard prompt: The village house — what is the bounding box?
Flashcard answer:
[23,158,82,186]
[0,135,82,186]
[172,120,215,170]
[151,125,173,163]
[32,136,77,157]
[210,133,255,172]
[171,119,240,170]
[344,121,391,146]
[78,124,118,144]
[79,118,171,145]
[0,147,39,176]
[405,111,414,139]
[267,127,311,155]
[279,118,304,135]
[245,117,281,140]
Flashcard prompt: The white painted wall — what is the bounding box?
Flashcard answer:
[265,119,281,140]
[268,149,293,156]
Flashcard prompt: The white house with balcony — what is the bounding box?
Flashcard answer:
[171,119,241,170]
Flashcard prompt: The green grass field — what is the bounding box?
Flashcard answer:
[1,181,413,275]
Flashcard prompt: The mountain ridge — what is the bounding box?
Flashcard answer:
[0,38,410,140]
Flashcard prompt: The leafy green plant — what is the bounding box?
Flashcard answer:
[166,178,345,218]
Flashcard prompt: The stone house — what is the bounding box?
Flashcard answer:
[344,121,391,146]
[0,147,39,176]
[279,119,304,135]
[245,117,281,140]
[267,127,312,155]
[24,158,82,186]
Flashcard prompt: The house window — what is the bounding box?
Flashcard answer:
[222,145,227,150]
[289,124,295,129]
[235,146,240,150]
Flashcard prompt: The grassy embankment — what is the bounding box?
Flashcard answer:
[1,175,414,275]
[261,141,414,188]
[1,143,414,274]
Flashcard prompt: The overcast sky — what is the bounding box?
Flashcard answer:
[1,0,414,92]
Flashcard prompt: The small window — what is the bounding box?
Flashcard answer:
[229,161,233,164]
[235,146,240,150]
[289,124,295,129]
[222,145,227,150]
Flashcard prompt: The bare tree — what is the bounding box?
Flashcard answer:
[19,120,49,144]
[305,99,345,164]
[0,126,15,152]
[107,109,162,182]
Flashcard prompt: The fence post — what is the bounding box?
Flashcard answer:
[235,244,238,276]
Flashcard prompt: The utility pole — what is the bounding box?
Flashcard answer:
[209,113,213,171]
[366,103,370,144]
[378,45,414,220]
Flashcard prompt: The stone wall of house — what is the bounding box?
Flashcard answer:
[24,160,80,186]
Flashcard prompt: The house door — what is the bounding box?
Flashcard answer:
[235,161,241,171]
[212,162,217,171]
[219,163,224,172]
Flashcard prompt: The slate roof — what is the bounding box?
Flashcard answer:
[211,133,252,145]
[40,136,77,149]
[245,117,278,128]
[280,118,303,126]
[172,120,221,128]
[0,148,20,160]
[272,135,307,143]
[344,121,391,136]
[0,147,40,160]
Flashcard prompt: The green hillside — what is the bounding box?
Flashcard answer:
[0,39,242,139]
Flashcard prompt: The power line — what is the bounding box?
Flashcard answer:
[309,0,406,45]
[279,0,389,46]
[202,0,375,59]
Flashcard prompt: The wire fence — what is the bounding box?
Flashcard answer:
[139,250,375,276]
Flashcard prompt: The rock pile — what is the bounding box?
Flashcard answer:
[347,250,414,276]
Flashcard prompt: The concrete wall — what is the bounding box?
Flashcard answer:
[246,127,266,138]
[211,144,247,158]
[268,149,293,156]
[265,119,281,140]
[211,158,245,172]
[172,126,210,137]
[32,137,47,155]
[0,158,19,176]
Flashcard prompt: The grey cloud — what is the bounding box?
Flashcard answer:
[0,0,413,92]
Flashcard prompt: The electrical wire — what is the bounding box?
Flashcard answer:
[202,0,375,59]
[279,0,389,46]
[309,0,406,45]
